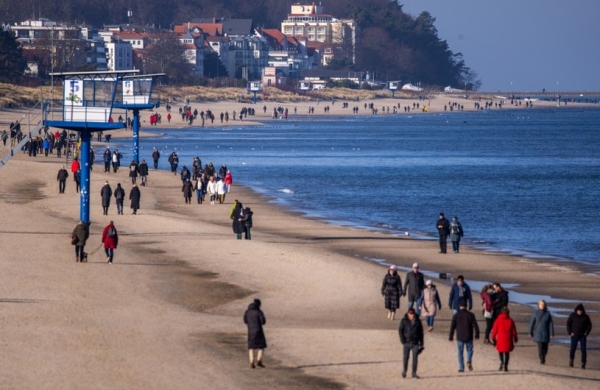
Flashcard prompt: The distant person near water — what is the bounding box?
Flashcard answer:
[244,298,267,369]
[152,147,160,169]
[449,216,464,253]
[436,212,450,253]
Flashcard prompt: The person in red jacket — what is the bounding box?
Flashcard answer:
[101,221,118,264]
[71,157,80,173]
[491,306,518,372]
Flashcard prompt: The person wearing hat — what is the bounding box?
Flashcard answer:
[418,280,442,332]
[244,298,267,369]
[399,308,424,379]
[436,212,450,253]
[449,300,480,372]
[381,265,403,320]
[403,263,425,316]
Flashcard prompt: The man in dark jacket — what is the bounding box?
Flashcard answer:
[244,298,267,369]
[492,282,509,321]
[399,308,424,379]
[449,301,480,372]
[449,275,473,314]
[152,147,160,169]
[436,212,450,253]
[138,160,149,186]
[57,165,69,193]
[403,263,425,315]
[567,304,592,369]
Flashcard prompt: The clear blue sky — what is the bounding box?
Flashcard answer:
[399,0,600,92]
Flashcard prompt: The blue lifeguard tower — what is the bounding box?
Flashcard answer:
[113,73,164,163]
[388,81,400,98]
[44,70,137,224]
[247,81,263,104]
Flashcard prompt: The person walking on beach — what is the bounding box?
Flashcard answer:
[240,207,253,240]
[168,152,179,175]
[57,165,69,194]
[207,176,217,205]
[449,300,480,372]
[418,280,441,332]
[491,307,518,372]
[152,147,160,169]
[492,282,509,321]
[403,263,425,315]
[436,212,450,253]
[232,202,245,239]
[449,216,464,253]
[1,130,8,146]
[114,183,125,215]
[244,298,267,369]
[480,284,495,345]
[224,170,233,194]
[101,221,118,263]
[138,160,149,186]
[129,184,141,214]
[112,150,122,173]
[71,220,89,263]
[182,178,193,204]
[103,148,111,172]
[74,169,81,193]
[399,308,424,379]
[449,275,472,315]
[128,160,138,184]
[528,300,554,365]
[100,181,112,215]
[566,304,592,369]
[216,178,227,204]
[381,265,402,320]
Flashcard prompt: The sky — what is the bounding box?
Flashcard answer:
[399,0,600,92]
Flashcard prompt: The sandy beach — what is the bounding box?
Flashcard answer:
[0,96,598,389]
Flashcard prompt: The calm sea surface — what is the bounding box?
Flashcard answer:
[130,108,600,264]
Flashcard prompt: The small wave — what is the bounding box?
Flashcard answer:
[278,188,295,194]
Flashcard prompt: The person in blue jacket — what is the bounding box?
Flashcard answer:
[449,275,472,315]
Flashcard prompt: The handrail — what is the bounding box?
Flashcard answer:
[0,102,45,168]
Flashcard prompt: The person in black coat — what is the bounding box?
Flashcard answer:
[182,179,193,204]
[232,202,245,239]
[382,265,403,320]
[152,148,160,169]
[244,298,267,369]
[100,181,112,215]
[240,207,253,240]
[567,303,592,369]
[128,160,138,184]
[74,169,81,193]
[399,308,424,379]
[138,160,149,186]
[168,152,179,174]
[57,165,69,194]
[436,212,450,253]
[129,184,141,215]
[492,282,509,321]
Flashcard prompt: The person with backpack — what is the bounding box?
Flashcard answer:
[101,221,118,264]
[449,216,464,253]
[114,183,125,215]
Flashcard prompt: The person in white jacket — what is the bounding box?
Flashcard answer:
[206,176,218,205]
[216,178,227,204]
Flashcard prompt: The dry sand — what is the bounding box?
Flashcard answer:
[0,97,598,389]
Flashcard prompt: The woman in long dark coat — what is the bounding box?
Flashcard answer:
[381,265,402,320]
[232,201,245,239]
[244,298,267,368]
[100,181,112,215]
[129,184,141,214]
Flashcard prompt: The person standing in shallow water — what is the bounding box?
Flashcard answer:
[244,298,267,369]
[528,299,554,365]
[381,265,402,320]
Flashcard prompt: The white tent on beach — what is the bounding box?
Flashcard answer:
[402,83,423,91]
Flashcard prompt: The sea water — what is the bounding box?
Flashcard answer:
[131,107,600,264]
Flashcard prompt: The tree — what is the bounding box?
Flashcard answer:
[144,33,191,84]
[203,51,228,78]
[0,30,27,84]
[461,68,482,91]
